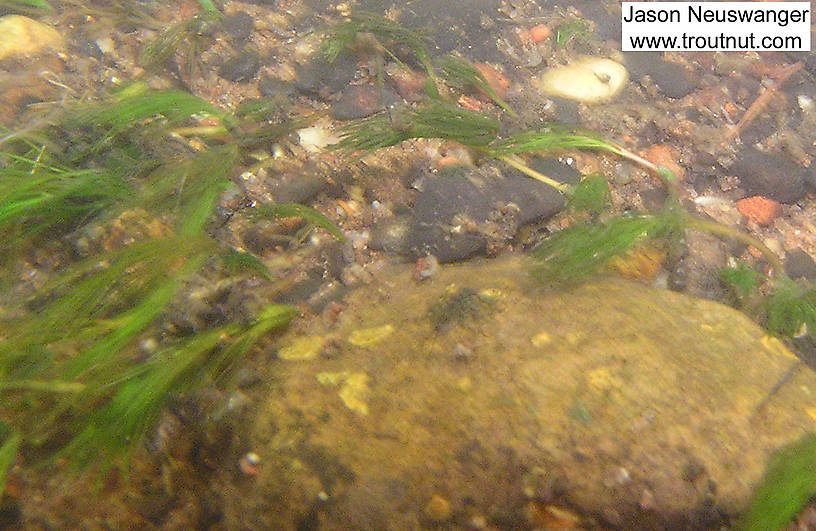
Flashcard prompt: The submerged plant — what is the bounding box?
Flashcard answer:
[437,54,517,117]
[137,7,221,77]
[0,0,52,14]
[738,433,816,530]
[333,100,501,151]
[0,75,341,485]
[322,11,435,78]
[555,19,592,48]
[530,208,685,285]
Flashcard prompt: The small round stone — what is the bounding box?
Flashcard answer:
[538,56,628,104]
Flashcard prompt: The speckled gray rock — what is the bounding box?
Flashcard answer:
[623,52,697,99]
[219,256,816,529]
[785,248,816,281]
[218,50,261,83]
[406,165,566,263]
[267,171,329,204]
[368,215,411,254]
[220,11,254,45]
[295,51,358,99]
[669,230,729,300]
[258,76,295,98]
[331,85,401,120]
[727,147,808,203]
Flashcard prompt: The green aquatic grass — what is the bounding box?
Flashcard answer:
[437,54,517,117]
[138,9,221,73]
[531,209,684,284]
[567,174,610,216]
[0,424,20,497]
[334,101,501,151]
[323,11,434,77]
[65,83,226,160]
[0,0,52,14]
[141,145,237,235]
[0,162,128,248]
[0,76,342,486]
[738,433,816,531]
[2,237,207,363]
[61,303,295,466]
[196,0,218,12]
[555,19,592,47]
[222,249,273,280]
[74,83,224,129]
[488,126,626,158]
[721,262,764,301]
[252,202,346,241]
[332,111,411,152]
[766,279,816,339]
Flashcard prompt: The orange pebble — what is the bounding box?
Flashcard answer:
[528,24,552,43]
[736,196,782,226]
[723,101,739,119]
[436,155,466,169]
[640,144,685,180]
[458,94,486,112]
[474,63,510,100]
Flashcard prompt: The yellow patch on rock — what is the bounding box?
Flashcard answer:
[588,367,624,392]
[761,335,797,359]
[338,372,370,415]
[278,335,326,360]
[316,371,371,415]
[455,376,473,393]
[424,494,452,522]
[531,332,552,347]
[0,15,64,61]
[608,245,665,282]
[348,324,394,347]
[478,288,504,302]
[316,371,348,386]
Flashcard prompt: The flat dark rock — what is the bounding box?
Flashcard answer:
[295,51,358,99]
[258,76,295,98]
[727,147,808,203]
[220,11,255,44]
[548,96,582,125]
[330,85,401,120]
[407,165,566,263]
[267,171,329,204]
[369,216,412,254]
[785,249,816,281]
[218,50,261,83]
[623,52,697,99]
[407,171,491,262]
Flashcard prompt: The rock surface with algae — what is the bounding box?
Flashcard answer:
[221,256,816,528]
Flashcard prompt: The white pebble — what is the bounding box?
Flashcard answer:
[538,56,628,104]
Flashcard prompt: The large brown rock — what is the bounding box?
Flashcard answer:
[221,256,816,529]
